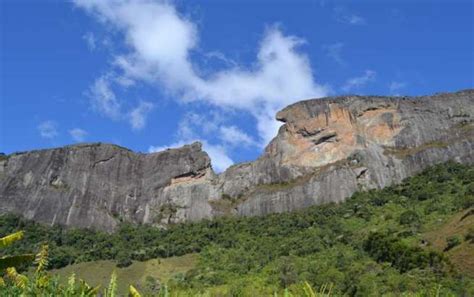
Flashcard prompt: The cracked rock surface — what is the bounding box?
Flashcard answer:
[1,90,473,231]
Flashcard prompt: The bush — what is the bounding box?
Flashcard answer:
[277,257,298,288]
[399,210,420,226]
[445,235,462,251]
[364,232,445,273]
[115,251,132,268]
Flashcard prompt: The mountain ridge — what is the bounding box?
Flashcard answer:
[1,89,473,231]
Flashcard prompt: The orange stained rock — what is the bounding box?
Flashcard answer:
[278,104,403,168]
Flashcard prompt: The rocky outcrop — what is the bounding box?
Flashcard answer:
[228,90,473,217]
[0,142,217,230]
[1,90,473,231]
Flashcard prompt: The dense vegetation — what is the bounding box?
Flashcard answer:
[1,162,473,296]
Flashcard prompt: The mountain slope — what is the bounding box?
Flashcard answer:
[2,162,473,295]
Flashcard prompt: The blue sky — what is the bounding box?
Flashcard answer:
[1,0,473,171]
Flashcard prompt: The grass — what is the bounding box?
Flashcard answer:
[51,253,197,295]
[423,208,474,277]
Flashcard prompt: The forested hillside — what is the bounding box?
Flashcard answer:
[1,162,473,296]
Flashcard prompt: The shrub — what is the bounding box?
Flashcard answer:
[277,257,298,288]
[399,210,420,226]
[364,232,445,273]
[115,251,132,268]
[445,235,462,251]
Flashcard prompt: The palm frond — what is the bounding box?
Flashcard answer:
[129,285,142,297]
[35,244,49,273]
[105,271,117,297]
[66,273,76,294]
[84,285,101,297]
[79,279,100,297]
[0,231,24,249]
[303,281,317,297]
[0,254,35,271]
[6,267,28,289]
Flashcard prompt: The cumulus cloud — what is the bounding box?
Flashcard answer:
[88,75,122,120]
[38,121,58,139]
[74,0,328,170]
[202,142,234,172]
[87,74,154,130]
[219,126,256,147]
[342,70,376,92]
[74,0,326,134]
[128,101,154,130]
[69,128,88,142]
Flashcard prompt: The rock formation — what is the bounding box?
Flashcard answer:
[1,89,473,231]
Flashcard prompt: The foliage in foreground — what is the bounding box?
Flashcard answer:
[1,162,474,296]
[1,234,331,297]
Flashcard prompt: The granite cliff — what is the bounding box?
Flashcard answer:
[1,89,473,231]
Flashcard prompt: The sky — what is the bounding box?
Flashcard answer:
[1,0,473,172]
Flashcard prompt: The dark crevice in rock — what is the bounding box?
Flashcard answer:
[356,106,381,117]
[355,168,368,179]
[297,127,323,137]
[92,156,115,168]
[312,133,337,145]
[173,169,207,180]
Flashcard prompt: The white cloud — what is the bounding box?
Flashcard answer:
[200,142,234,172]
[334,7,366,25]
[74,0,330,171]
[170,111,224,144]
[148,113,224,171]
[149,141,233,173]
[38,121,58,139]
[322,42,344,65]
[115,76,135,88]
[88,75,122,120]
[389,81,407,95]
[342,70,376,92]
[83,32,96,51]
[74,0,327,146]
[69,128,88,142]
[219,126,256,147]
[204,51,238,68]
[148,111,236,172]
[87,74,154,130]
[128,101,154,130]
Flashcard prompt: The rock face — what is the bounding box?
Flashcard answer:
[0,142,217,230]
[1,90,473,231]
